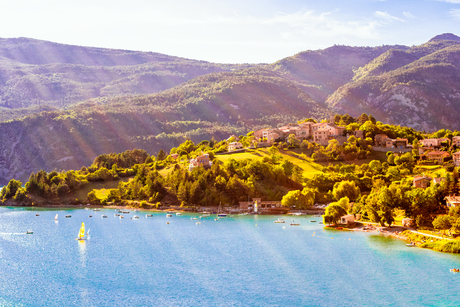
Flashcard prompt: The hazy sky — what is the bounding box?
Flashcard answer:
[1,0,460,63]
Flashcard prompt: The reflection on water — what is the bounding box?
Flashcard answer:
[1,208,460,306]
[78,239,86,268]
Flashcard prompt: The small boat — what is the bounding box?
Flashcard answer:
[450,268,460,272]
[145,214,153,218]
[93,208,101,211]
[196,222,201,225]
[191,217,198,220]
[217,214,227,218]
[35,213,40,216]
[176,212,182,216]
[54,214,58,220]
[101,215,107,218]
[406,242,416,247]
[76,222,86,241]
[274,218,285,224]
[133,215,139,219]
[122,211,130,214]
[166,221,170,224]
[293,212,302,216]
[116,210,123,213]
[290,220,300,226]
[65,215,72,218]
[26,230,34,234]
[120,215,124,219]
[134,209,140,212]
[238,213,248,216]
[310,220,316,223]
[89,215,92,218]
[166,214,172,217]
[319,222,323,224]
[115,213,120,217]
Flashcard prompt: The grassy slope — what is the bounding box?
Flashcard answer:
[216,148,323,179]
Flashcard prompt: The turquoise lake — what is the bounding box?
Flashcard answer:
[1,207,460,306]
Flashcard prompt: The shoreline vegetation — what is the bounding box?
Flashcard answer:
[1,114,460,254]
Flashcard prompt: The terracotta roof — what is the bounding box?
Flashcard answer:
[413,176,432,182]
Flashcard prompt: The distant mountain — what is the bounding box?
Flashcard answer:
[0,37,254,119]
[327,35,460,130]
[2,34,460,184]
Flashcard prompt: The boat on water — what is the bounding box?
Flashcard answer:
[93,208,101,212]
[238,213,248,216]
[310,220,316,223]
[120,215,124,219]
[176,212,182,216]
[217,214,227,218]
[65,215,72,218]
[191,217,198,220]
[101,215,108,218]
[133,215,139,219]
[406,242,416,247]
[35,213,40,216]
[122,211,130,214]
[293,212,302,216]
[166,214,173,217]
[274,218,285,224]
[76,222,86,241]
[290,220,300,226]
[196,222,201,225]
[145,214,153,218]
[54,214,58,220]
[450,268,460,272]
[26,230,34,234]
[134,209,140,212]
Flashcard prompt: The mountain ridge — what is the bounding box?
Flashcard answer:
[1,34,460,183]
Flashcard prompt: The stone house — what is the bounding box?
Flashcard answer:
[413,176,432,188]
[425,150,450,164]
[446,196,460,207]
[385,138,409,149]
[228,142,243,151]
[189,153,212,171]
[453,151,460,167]
[453,136,460,147]
[420,138,450,148]
[374,134,390,146]
[340,215,355,226]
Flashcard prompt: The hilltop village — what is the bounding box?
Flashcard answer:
[1,114,460,251]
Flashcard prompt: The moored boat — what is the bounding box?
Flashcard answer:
[65,215,72,218]
[26,230,34,234]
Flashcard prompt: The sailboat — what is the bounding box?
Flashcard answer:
[54,214,58,221]
[76,222,86,241]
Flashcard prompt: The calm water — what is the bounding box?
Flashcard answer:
[1,208,460,306]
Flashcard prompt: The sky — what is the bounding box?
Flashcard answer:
[1,0,460,64]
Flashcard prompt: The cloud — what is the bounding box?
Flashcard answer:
[374,11,405,22]
[403,12,415,18]
[450,9,460,18]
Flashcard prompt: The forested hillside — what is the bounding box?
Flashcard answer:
[0,37,253,118]
[3,34,460,183]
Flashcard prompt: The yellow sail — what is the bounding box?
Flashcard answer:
[78,222,85,239]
